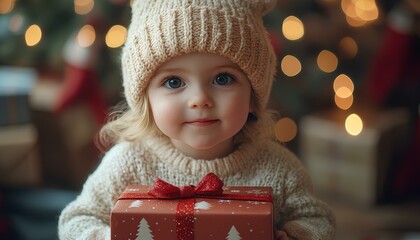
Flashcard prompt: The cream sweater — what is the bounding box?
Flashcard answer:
[58,135,335,240]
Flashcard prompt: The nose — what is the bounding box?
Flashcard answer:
[188,86,214,108]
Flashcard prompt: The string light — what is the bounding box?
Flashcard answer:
[275,117,298,142]
[339,37,358,59]
[345,113,363,136]
[25,24,42,46]
[105,25,127,48]
[74,0,94,15]
[333,74,354,109]
[281,55,302,77]
[335,94,353,110]
[333,74,354,96]
[282,16,304,41]
[346,15,367,27]
[77,24,96,47]
[341,0,379,27]
[317,50,338,73]
[0,0,15,14]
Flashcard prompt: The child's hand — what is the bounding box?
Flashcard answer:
[275,230,289,240]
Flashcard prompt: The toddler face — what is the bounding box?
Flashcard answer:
[147,53,252,159]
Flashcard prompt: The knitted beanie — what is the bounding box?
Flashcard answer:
[121,0,277,110]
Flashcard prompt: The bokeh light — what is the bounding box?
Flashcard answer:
[339,36,358,59]
[77,24,96,48]
[341,0,379,27]
[345,113,363,136]
[282,16,304,41]
[105,25,127,48]
[317,50,338,73]
[275,117,298,142]
[335,94,353,110]
[25,24,42,47]
[346,15,367,27]
[74,0,94,15]
[333,74,354,97]
[0,0,15,14]
[281,55,302,77]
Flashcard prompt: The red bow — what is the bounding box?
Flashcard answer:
[117,173,272,240]
[147,172,224,199]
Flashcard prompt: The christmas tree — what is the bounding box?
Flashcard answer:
[226,225,241,240]
[0,0,131,106]
[136,218,154,240]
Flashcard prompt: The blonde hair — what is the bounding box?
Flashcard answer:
[96,94,158,152]
[96,90,275,152]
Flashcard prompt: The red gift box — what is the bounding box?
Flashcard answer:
[111,174,274,240]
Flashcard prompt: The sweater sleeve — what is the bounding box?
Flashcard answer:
[58,143,135,240]
[279,162,336,240]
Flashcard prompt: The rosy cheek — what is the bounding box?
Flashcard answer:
[151,101,180,130]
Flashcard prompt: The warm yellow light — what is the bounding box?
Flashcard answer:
[282,16,304,41]
[333,74,354,93]
[77,24,96,48]
[336,87,353,98]
[345,113,363,136]
[275,117,298,142]
[25,24,42,47]
[74,0,94,15]
[342,0,378,26]
[317,50,338,73]
[346,15,367,27]
[341,0,357,18]
[281,55,302,77]
[0,0,14,14]
[355,0,378,21]
[335,94,353,110]
[105,25,127,48]
[339,37,358,59]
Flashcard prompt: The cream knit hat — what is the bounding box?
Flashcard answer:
[121,0,277,110]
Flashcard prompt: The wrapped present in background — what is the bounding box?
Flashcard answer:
[300,108,411,207]
[0,67,37,126]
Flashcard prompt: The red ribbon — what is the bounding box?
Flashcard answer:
[148,172,224,198]
[118,173,272,240]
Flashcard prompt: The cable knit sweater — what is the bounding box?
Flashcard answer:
[58,135,335,240]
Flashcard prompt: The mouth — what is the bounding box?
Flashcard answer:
[186,118,219,126]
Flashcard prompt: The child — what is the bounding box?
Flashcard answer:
[58,0,335,239]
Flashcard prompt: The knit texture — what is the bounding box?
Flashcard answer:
[121,0,277,110]
[58,135,335,239]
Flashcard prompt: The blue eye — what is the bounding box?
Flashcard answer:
[164,77,184,89]
[214,73,233,85]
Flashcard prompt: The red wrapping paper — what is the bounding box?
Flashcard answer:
[111,185,274,240]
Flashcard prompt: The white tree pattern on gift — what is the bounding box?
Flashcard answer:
[136,218,154,240]
[226,225,241,240]
[194,201,212,210]
[129,200,143,208]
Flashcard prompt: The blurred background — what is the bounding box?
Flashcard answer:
[0,0,419,239]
